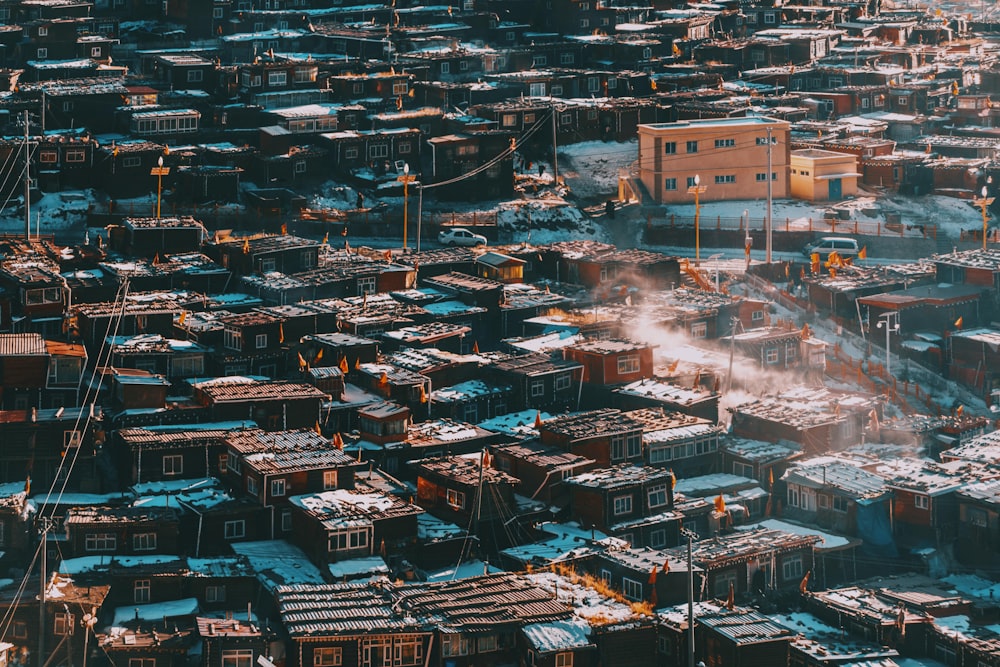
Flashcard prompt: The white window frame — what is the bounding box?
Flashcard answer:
[622,577,642,602]
[323,470,338,490]
[133,532,157,551]
[613,495,632,516]
[163,454,183,476]
[222,651,253,667]
[85,532,116,552]
[446,489,465,510]
[617,354,640,375]
[648,484,668,508]
[206,585,226,603]
[782,554,804,581]
[255,333,268,349]
[54,613,74,636]
[271,478,286,497]
[914,494,929,510]
[134,579,150,603]
[313,648,342,667]
[530,379,545,397]
[224,520,246,539]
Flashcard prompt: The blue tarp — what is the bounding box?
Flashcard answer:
[855,498,897,557]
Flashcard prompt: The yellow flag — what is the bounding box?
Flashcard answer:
[178,311,187,325]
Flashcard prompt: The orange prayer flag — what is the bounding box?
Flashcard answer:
[648,566,658,585]
[314,421,322,435]
[534,411,543,429]
[472,340,480,354]
[339,356,349,373]
[858,246,867,260]
[279,322,285,344]
[955,316,964,328]
[957,404,965,417]
[799,570,811,594]
[314,347,324,362]
[297,352,307,369]
[714,494,726,513]
[669,469,676,489]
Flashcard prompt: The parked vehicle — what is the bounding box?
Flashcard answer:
[802,236,859,259]
[438,227,487,247]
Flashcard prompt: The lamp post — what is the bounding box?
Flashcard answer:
[680,527,700,667]
[975,177,994,250]
[398,163,417,250]
[687,174,707,266]
[150,155,170,220]
[876,311,900,379]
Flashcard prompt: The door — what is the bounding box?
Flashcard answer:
[828,178,842,200]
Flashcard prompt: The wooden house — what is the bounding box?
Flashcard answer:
[491,441,598,507]
[64,506,180,558]
[565,465,680,548]
[565,339,655,386]
[287,485,423,568]
[540,409,646,467]
[193,380,328,431]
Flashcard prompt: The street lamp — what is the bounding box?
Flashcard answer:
[687,174,707,266]
[975,177,994,250]
[876,311,900,379]
[680,527,700,667]
[150,155,170,220]
[398,163,417,250]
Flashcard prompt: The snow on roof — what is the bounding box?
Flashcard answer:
[417,512,465,542]
[422,560,503,583]
[737,518,856,551]
[477,409,555,438]
[230,540,326,592]
[527,571,645,626]
[111,597,199,628]
[522,618,592,653]
[326,556,389,581]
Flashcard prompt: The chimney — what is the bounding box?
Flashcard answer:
[208,623,215,636]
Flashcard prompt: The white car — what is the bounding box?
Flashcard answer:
[438,227,487,247]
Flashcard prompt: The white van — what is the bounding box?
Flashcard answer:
[802,237,860,259]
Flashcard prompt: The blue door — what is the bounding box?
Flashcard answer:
[828,178,842,200]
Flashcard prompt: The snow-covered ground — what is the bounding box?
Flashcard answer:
[559,140,637,200]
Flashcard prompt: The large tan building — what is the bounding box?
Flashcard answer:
[637,117,791,204]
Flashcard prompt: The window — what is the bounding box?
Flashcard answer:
[715,570,737,597]
[323,470,338,490]
[328,529,368,552]
[206,585,226,603]
[86,533,116,552]
[765,349,779,364]
[553,653,574,667]
[247,476,258,495]
[622,577,642,601]
[560,113,573,126]
[54,612,74,635]
[134,579,150,603]
[65,149,85,163]
[613,495,632,515]
[38,26,48,37]
[357,275,376,295]
[188,70,204,83]
[369,144,388,159]
[555,373,572,390]
[715,174,736,184]
[663,141,677,154]
[530,379,545,397]
[441,635,470,657]
[344,147,359,160]
[11,622,26,639]
[281,509,293,532]
[224,520,245,539]
[756,173,769,182]
[440,62,450,75]
[122,156,141,168]
[446,489,465,509]
[832,495,849,513]
[560,53,575,65]
[733,461,754,478]
[213,7,225,18]
[524,113,536,124]
[64,430,82,449]
[163,454,183,476]
[600,569,611,583]
[611,434,625,461]
[502,114,517,127]
[715,138,736,148]
[36,48,47,59]
[664,178,677,191]
[914,494,929,510]
[40,150,57,163]
[268,71,287,86]
[398,142,411,155]
[782,555,804,581]
[294,160,306,174]
[764,11,776,23]
[314,648,341,667]
[271,478,286,497]
[686,176,697,188]
[392,82,408,96]
[626,433,641,458]
[532,55,547,67]
[686,140,698,153]
[133,533,157,551]
[651,528,667,548]
[785,342,797,361]
[691,322,707,339]
[648,484,668,508]
[618,354,640,375]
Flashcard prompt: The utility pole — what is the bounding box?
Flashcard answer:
[24,110,30,241]
[727,316,738,393]
[681,527,700,667]
[766,125,773,263]
[38,517,51,667]
[877,312,900,379]
[551,104,559,185]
